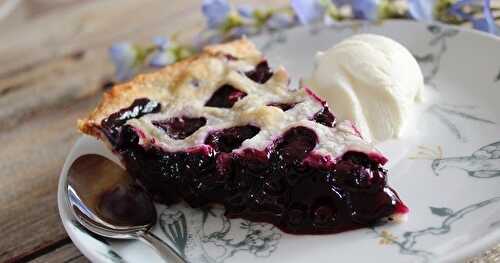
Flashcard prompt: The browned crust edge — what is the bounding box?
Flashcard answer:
[78,38,262,138]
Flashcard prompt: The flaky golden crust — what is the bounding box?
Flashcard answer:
[78,38,263,138]
[77,36,381,170]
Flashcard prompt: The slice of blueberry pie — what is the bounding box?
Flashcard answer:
[79,39,408,234]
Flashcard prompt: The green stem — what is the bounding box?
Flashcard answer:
[133,45,156,67]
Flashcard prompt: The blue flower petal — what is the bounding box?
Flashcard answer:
[472,18,489,31]
[452,0,497,34]
[153,36,169,51]
[109,42,136,81]
[351,0,380,21]
[237,5,253,18]
[202,0,230,29]
[290,0,325,24]
[149,50,175,68]
[480,0,497,34]
[267,13,295,29]
[408,0,435,21]
[449,0,474,20]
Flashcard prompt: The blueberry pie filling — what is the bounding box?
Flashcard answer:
[81,39,408,235]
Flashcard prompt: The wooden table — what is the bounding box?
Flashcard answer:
[0,0,288,262]
[0,0,497,262]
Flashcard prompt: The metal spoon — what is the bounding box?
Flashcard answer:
[65,154,187,263]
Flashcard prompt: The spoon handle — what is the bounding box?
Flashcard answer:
[139,231,188,263]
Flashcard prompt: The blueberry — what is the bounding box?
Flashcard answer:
[204,125,260,153]
[101,98,161,144]
[205,84,247,108]
[273,126,318,161]
[312,106,336,127]
[312,206,335,226]
[153,116,206,140]
[267,102,296,111]
[245,61,273,84]
[288,209,305,225]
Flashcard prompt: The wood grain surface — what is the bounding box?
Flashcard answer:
[0,0,285,262]
[0,0,496,262]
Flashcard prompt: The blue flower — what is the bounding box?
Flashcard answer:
[109,42,137,81]
[290,0,325,24]
[408,0,435,21]
[449,0,474,20]
[237,5,254,18]
[149,37,174,68]
[202,0,231,29]
[450,0,497,34]
[149,51,175,68]
[351,0,380,21]
[267,13,295,29]
[476,0,497,34]
[473,18,490,32]
[153,36,169,51]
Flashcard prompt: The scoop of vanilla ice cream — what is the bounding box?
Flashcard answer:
[306,34,424,142]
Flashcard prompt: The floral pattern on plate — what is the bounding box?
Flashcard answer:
[159,206,281,262]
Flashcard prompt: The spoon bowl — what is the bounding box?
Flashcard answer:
[65,154,187,263]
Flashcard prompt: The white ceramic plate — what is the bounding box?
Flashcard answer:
[58,20,500,263]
